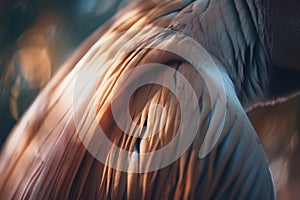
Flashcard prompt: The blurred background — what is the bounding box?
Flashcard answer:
[248,95,300,199]
[0,0,128,146]
[0,0,299,199]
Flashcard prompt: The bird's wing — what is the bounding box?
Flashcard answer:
[0,1,275,199]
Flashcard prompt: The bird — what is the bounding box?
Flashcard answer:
[0,0,299,199]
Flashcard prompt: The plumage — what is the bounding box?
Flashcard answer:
[1,0,299,199]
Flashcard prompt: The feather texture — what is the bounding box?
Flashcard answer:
[0,0,275,199]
